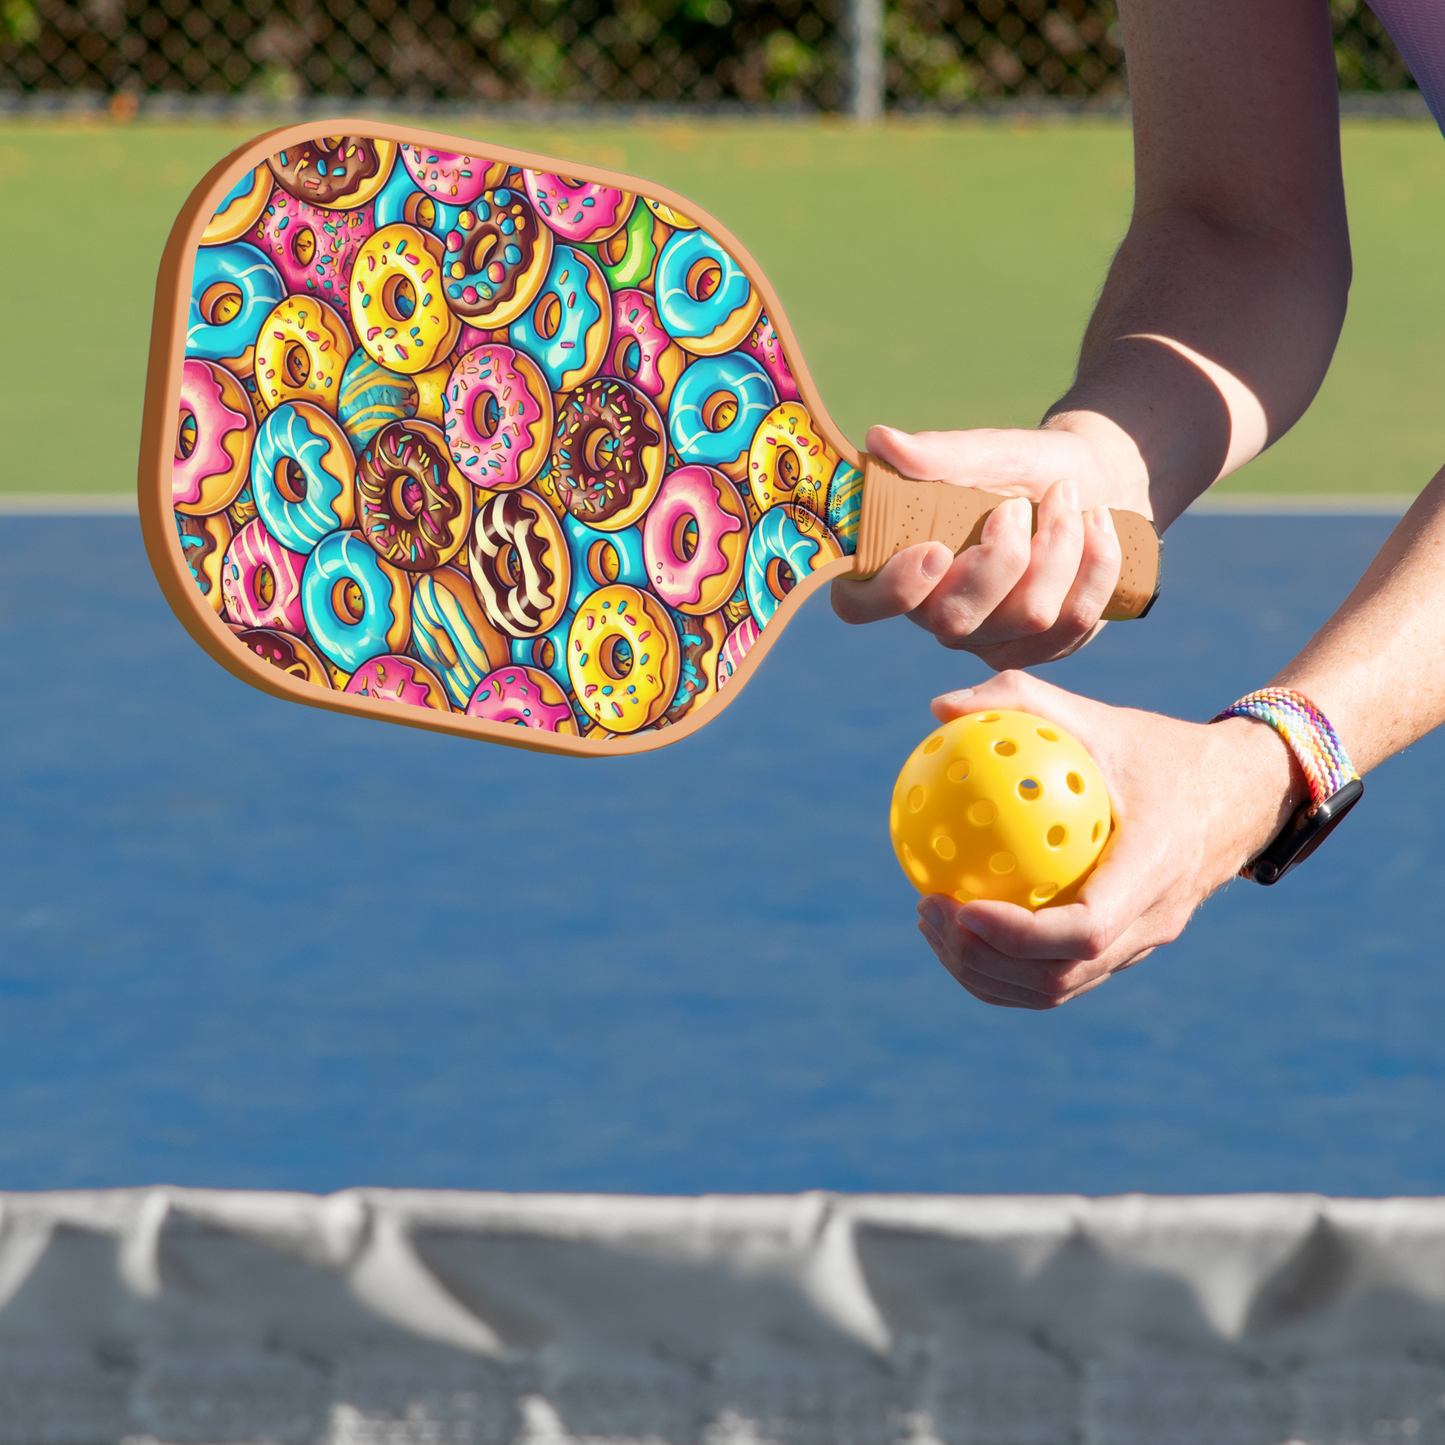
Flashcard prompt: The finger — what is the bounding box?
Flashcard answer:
[918,915,1079,1008]
[831,541,954,625]
[965,479,1087,647]
[968,505,1124,669]
[906,497,1033,646]
[929,667,1050,723]
[867,424,1079,496]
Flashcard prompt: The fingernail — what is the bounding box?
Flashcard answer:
[1092,505,1115,536]
[1060,480,1078,510]
[919,901,944,931]
[921,543,951,581]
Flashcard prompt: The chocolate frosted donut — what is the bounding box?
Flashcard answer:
[442,180,553,326]
[357,419,472,572]
[268,136,395,209]
[235,628,333,688]
[550,377,666,532]
[468,490,571,638]
[174,510,232,613]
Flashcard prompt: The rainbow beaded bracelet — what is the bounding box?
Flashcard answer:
[1210,687,1362,884]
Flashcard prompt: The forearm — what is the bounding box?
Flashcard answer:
[1040,0,1352,529]
[1273,472,1445,774]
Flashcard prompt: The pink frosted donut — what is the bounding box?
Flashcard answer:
[523,170,634,244]
[742,313,801,403]
[344,654,451,709]
[604,289,687,409]
[717,616,760,692]
[465,665,578,733]
[175,359,255,515]
[643,465,748,615]
[443,344,554,491]
[399,145,505,205]
[221,518,307,634]
[251,191,374,321]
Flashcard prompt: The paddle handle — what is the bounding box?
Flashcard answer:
[851,454,1161,622]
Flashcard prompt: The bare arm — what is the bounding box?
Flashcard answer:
[834,0,1353,663]
[919,476,1445,1009]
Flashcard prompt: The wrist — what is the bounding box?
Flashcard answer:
[1203,715,1312,873]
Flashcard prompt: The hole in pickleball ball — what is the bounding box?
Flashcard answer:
[1017,778,1041,800]
[1046,824,1067,848]
[1031,882,1059,904]
[1092,820,1104,844]
[968,800,996,826]
[906,786,926,813]
[901,843,928,886]
[701,390,738,433]
[924,735,946,755]
[291,226,317,267]
[283,341,311,390]
[176,410,197,461]
[534,292,562,341]
[600,633,634,680]
[953,888,976,904]
[1037,727,1058,742]
[989,852,1016,874]
[686,257,723,303]
[993,739,1017,757]
[932,833,956,861]
[946,759,969,782]
[200,281,243,326]
[275,458,308,504]
[978,712,1000,723]
[332,577,366,625]
[1067,772,1085,795]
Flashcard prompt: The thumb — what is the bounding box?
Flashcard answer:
[866,424,1053,491]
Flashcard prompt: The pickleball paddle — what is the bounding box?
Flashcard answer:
[140,121,1160,756]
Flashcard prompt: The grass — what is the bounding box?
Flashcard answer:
[1,115,1442,496]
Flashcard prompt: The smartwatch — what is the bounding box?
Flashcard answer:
[1210,687,1363,886]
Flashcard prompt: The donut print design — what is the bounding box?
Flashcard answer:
[175,129,863,745]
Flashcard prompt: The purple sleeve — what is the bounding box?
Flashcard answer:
[1363,0,1445,129]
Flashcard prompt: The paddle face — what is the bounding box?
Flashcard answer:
[141,122,863,756]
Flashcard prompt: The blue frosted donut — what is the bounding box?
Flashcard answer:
[411,566,508,709]
[301,530,411,672]
[337,349,420,453]
[251,402,357,554]
[562,512,647,613]
[654,230,761,355]
[186,241,285,362]
[509,245,610,392]
[743,504,843,628]
[668,353,777,473]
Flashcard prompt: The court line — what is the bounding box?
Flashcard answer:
[1187,492,1415,516]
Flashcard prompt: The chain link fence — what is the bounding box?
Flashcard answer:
[0,0,1416,112]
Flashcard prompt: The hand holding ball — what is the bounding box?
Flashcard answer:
[890,710,1112,909]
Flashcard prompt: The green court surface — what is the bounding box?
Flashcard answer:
[2,115,1441,496]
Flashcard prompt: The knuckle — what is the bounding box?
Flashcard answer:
[1078,921,1113,961]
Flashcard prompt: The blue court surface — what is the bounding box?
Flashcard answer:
[1,513,1441,1196]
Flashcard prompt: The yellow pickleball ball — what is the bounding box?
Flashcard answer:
[890,709,1113,910]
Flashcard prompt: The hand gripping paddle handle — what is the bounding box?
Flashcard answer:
[852,454,1161,622]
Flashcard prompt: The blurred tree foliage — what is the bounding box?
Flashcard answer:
[0,0,1416,109]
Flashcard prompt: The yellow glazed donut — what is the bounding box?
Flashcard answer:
[567,583,679,734]
[202,164,273,245]
[351,224,461,375]
[747,403,842,518]
[645,197,699,230]
[254,296,354,414]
